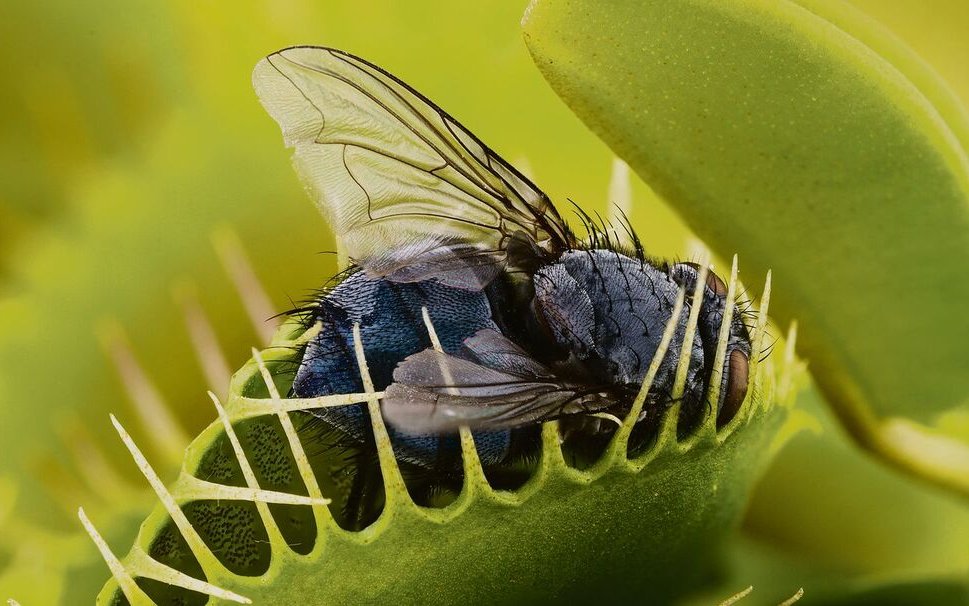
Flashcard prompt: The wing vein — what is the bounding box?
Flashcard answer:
[282,52,508,211]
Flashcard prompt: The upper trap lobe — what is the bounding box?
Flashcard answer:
[291,271,513,467]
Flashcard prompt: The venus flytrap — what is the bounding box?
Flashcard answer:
[87,242,795,604]
[3,2,965,604]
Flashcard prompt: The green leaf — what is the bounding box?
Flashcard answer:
[717,386,969,604]
[522,0,969,495]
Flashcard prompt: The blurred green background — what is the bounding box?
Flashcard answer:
[0,1,967,603]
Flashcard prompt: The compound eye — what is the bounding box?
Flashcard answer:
[676,262,729,297]
[704,271,728,297]
[717,349,749,427]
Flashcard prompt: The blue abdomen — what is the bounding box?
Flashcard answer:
[292,271,512,467]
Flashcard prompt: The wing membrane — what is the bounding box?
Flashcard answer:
[382,330,613,432]
[253,46,572,288]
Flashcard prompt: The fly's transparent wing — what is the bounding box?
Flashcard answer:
[382,330,613,432]
[253,46,573,289]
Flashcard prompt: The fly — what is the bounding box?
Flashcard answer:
[253,47,752,481]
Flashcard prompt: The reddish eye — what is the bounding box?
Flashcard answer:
[717,349,749,427]
[705,271,728,297]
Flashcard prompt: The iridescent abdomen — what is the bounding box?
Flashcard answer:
[292,271,512,467]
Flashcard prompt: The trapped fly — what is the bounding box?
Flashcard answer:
[253,46,752,474]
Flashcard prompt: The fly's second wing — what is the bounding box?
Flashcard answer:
[253,47,573,289]
[382,330,614,433]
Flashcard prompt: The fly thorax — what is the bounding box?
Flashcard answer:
[534,250,706,395]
